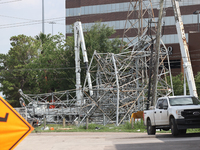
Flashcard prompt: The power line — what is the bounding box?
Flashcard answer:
[0,16,65,26]
[0,17,65,29]
[0,14,65,27]
[0,14,34,21]
[0,0,22,4]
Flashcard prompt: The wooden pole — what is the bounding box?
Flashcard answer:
[86,117,88,130]
[131,118,134,129]
[63,118,66,127]
[152,0,164,106]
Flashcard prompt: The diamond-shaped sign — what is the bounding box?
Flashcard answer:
[0,96,34,150]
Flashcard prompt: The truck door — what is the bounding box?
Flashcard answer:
[159,99,169,125]
[154,99,163,125]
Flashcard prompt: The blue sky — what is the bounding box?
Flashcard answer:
[0,0,65,54]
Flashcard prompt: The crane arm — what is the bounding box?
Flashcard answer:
[74,22,93,105]
[171,0,198,97]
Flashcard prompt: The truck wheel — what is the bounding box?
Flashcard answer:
[170,117,179,136]
[179,129,186,135]
[147,119,156,135]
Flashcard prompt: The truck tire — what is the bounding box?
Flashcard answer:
[170,117,179,136]
[147,118,156,135]
[179,129,186,135]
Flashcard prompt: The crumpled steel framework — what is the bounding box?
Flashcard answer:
[19,89,80,124]
[18,0,173,126]
[80,36,172,125]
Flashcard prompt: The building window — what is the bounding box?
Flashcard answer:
[164,59,181,69]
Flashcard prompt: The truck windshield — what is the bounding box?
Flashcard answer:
[169,97,200,106]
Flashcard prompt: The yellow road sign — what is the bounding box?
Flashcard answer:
[0,96,34,150]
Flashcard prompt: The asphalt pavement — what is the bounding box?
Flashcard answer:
[15,132,200,150]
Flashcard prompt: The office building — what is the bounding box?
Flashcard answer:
[66,0,200,75]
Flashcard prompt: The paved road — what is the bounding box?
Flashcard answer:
[15,132,200,150]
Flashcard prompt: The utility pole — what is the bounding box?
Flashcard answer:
[151,0,164,106]
[42,0,44,33]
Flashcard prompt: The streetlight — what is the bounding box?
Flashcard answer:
[42,0,44,33]
[49,21,56,35]
[193,10,200,32]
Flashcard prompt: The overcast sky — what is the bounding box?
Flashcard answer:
[0,0,65,55]
[0,0,65,97]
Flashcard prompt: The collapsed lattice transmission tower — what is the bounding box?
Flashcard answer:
[79,0,173,125]
[19,0,173,126]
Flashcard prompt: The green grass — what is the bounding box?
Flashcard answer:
[32,120,200,134]
[32,120,147,133]
[187,128,200,133]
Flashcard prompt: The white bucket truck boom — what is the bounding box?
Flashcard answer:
[171,0,197,97]
[74,21,93,105]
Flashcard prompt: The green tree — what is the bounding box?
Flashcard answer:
[35,32,51,45]
[167,73,192,96]
[0,23,124,106]
[26,33,71,93]
[0,35,40,105]
[85,23,122,58]
[66,22,123,59]
[171,74,184,95]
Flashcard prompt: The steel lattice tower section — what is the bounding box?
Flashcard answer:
[80,0,173,126]
[121,0,155,50]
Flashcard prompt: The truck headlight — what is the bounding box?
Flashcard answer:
[176,110,184,119]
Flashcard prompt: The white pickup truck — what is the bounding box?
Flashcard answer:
[143,95,200,136]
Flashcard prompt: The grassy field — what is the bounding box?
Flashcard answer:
[33,120,146,133]
[32,120,200,134]
[33,120,161,133]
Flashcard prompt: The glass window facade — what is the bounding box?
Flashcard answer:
[66,0,200,17]
[109,33,188,45]
[66,13,198,33]
[66,0,198,46]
